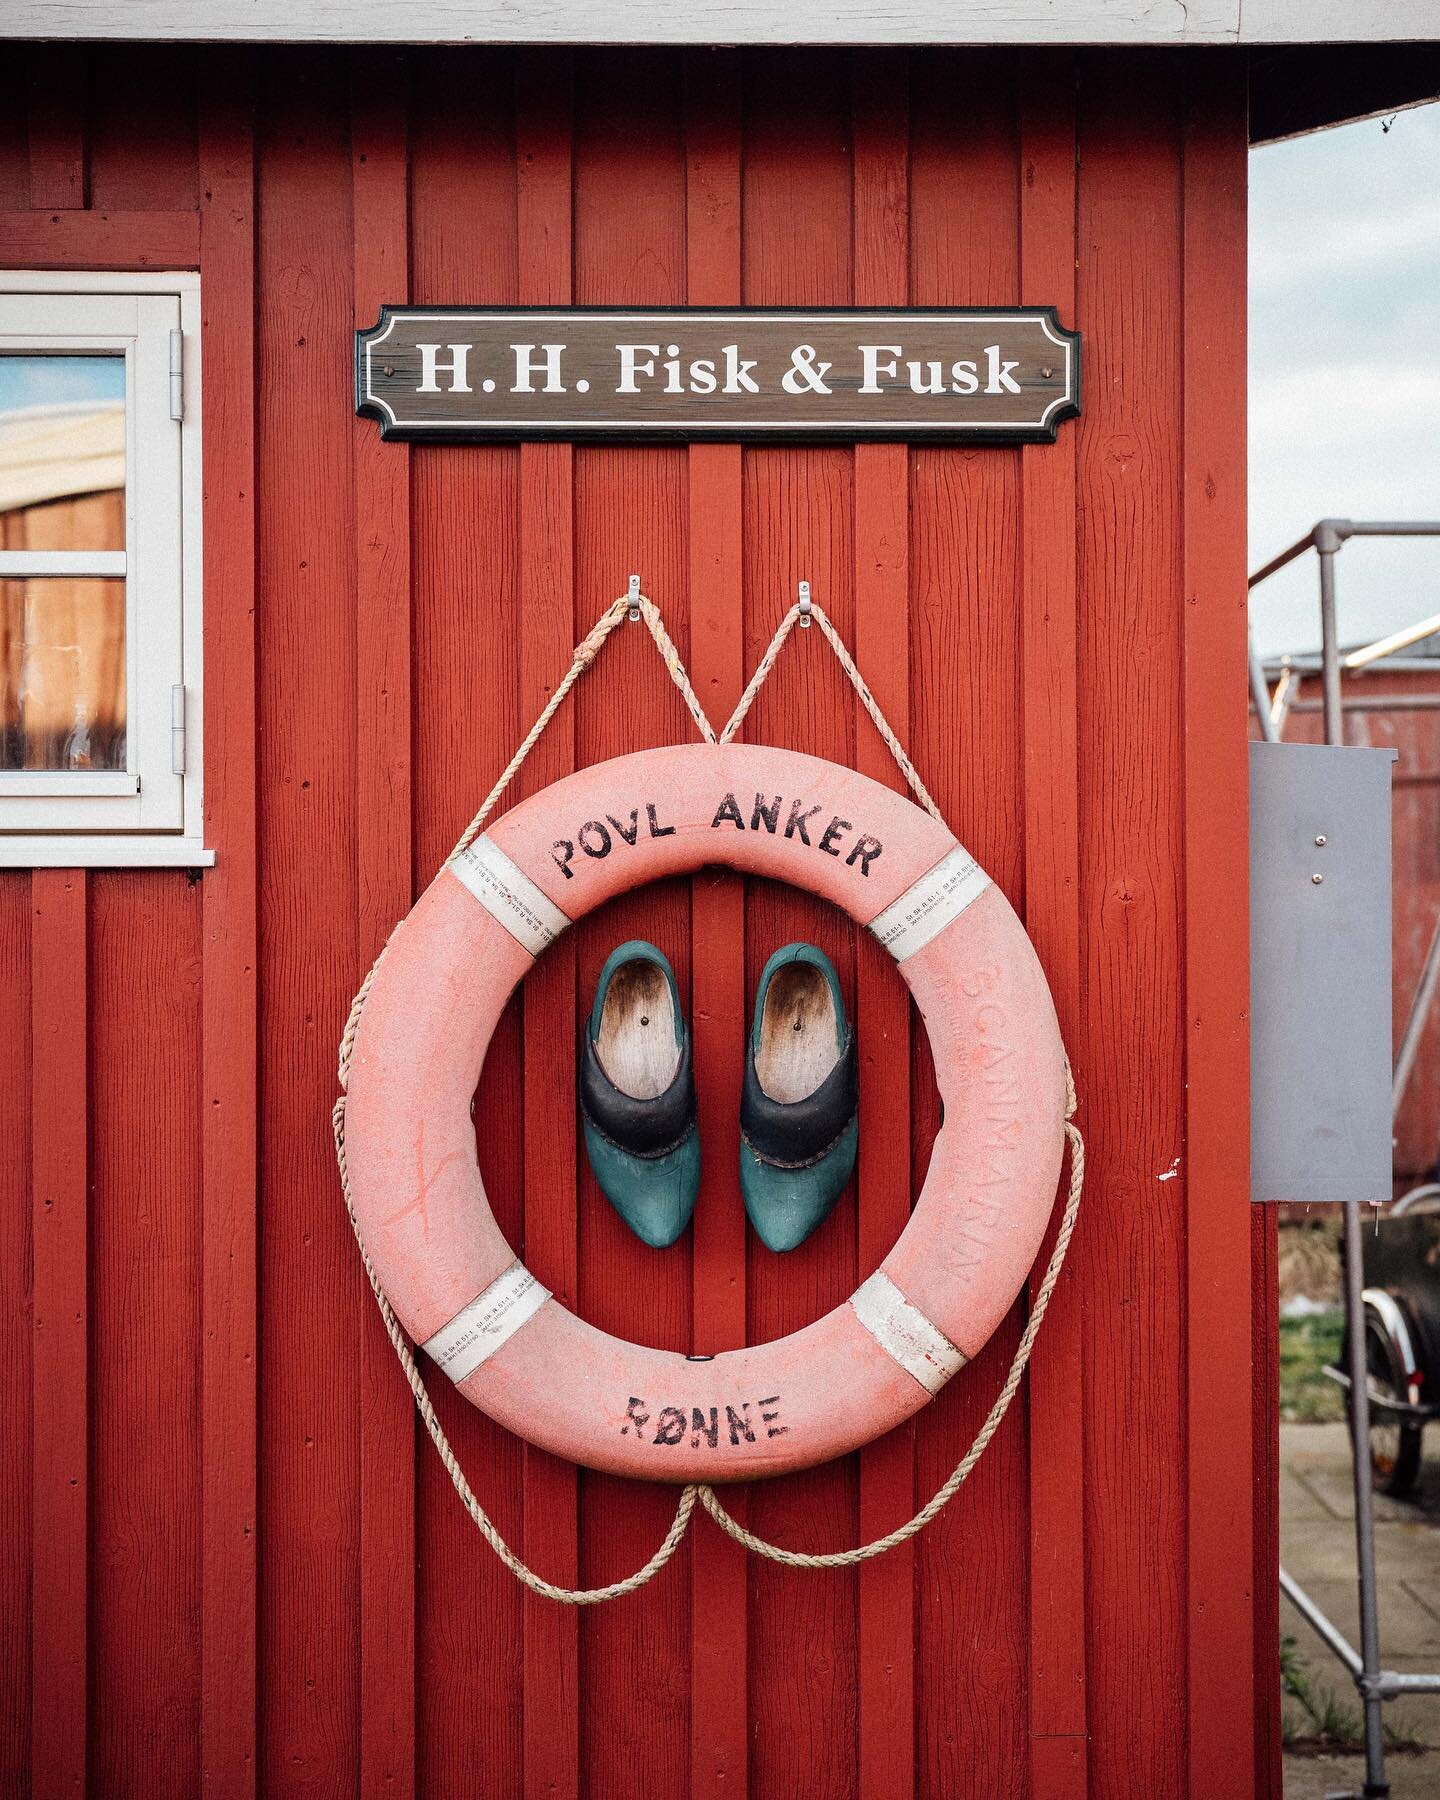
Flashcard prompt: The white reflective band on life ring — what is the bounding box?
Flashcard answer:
[421,1260,552,1382]
[451,833,572,957]
[866,842,991,962]
[849,1270,967,1395]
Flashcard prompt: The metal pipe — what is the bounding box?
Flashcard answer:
[1317,534,1344,745]
[1249,635,1278,743]
[1256,517,1440,1800]
[1379,1672,1440,1696]
[1270,695,1440,713]
[1392,1183,1440,1217]
[1346,610,1440,671]
[1281,1566,1364,1677]
[1393,911,1440,1119]
[1262,656,1440,677]
[1343,1195,1390,1796]
[1253,519,1440,1796]
[1248,526,1321,590]
[1283,1567,1440,1703]
[1315,577,1389,1793]
[1249,520,1440,597]
[1270,667,1300,738]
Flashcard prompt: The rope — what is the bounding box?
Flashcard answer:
[334,1091,699,1603]
[333,1088,1082,1598]
[332,582,1085,1602]
[338,591,714,1094]
[721,600,944,825]
[448,592,714,863]
[695,1118,1083,1566]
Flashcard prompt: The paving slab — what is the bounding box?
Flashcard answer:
[1402,1578,1440,1627]
[1283,1422,1440,1523]
[1284,1750,1437,1798]
[1283,1577,1440,1659]
[1287,1524,1440,1591]
[1284,1463,1335,1524]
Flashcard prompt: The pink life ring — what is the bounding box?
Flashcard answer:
[343,742,1066,1482]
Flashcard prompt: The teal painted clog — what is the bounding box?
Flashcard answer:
[580,941,700,1249]
[740,943,858,1252]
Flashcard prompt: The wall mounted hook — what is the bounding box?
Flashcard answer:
[798,579,812,627]
[627,574,642,621]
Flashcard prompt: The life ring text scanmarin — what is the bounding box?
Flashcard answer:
[343,741,1066,1482]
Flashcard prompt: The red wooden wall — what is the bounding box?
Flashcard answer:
[0,43,1275,1799]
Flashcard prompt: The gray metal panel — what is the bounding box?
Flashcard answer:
[1251,742,1395,1202]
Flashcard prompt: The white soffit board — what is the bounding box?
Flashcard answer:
[5,1,1438,48]
[1242,3,1440,45]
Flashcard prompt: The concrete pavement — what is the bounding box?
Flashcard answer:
[1282,1421,1440,1795]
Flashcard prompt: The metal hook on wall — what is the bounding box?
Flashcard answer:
[627,574,642,622]
[798,579,813,627]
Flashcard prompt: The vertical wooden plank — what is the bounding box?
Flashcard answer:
[408,51,526,1796]
[27,45,86,210]
[199,77,258,1800]
[1017,50,1088,1800]
[86,45,198,211]
[685,46,749,1800]
[0,96,31,210]
[1182,55,1256,1800]
[80,45,203,1780]
[850,49,916,1800]
[741,51,861,1800]
[0,878,31,1799]
[569,53,693,1799]
[1075,58,1187,1799]
[351,62,416,1800]
[30,868,88,1800]
[256,55,362,1797]
[516,50,580,1800]
[909,50,1029,1800]
[89,873,203,1799]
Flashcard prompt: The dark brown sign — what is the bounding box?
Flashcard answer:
[354,308,1080,443]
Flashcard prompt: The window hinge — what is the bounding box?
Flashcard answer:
[171,684,187,775]
[169,329,184,421]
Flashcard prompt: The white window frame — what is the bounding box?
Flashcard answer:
[0,271,210,867]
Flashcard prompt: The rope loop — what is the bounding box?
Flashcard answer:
[334,1091,699,1603]
[333,583,1085,1602]
[720,600,944,824]
[694,1118,1083,1568]
[445,588,717,867]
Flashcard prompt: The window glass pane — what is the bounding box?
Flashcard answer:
[0,355,125,552]
[1,576,126,770]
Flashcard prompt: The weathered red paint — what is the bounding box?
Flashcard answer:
[0,41,1270,1799]
[1019,52,1088,1800]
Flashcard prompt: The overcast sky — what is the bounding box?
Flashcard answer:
[1250,102,1440,658]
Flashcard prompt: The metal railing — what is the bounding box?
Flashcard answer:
[1250,520,1440,1800]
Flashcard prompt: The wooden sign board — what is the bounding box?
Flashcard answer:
[355,308,1080,443]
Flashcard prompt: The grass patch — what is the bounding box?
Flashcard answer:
[1280,1310,1346,1424]
[1281,1631,1361,1749]
[1281,1634,1424,1754]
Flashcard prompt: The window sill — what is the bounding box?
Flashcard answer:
[0,835,216,868]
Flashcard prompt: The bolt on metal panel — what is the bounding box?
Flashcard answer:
[1250,741,1396,1203]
